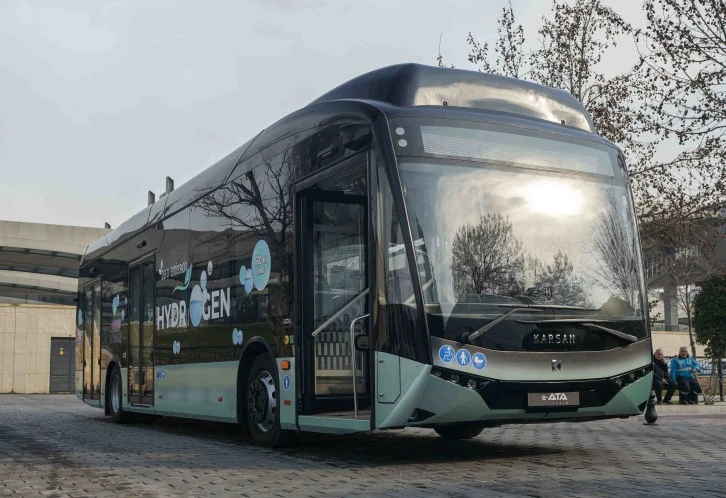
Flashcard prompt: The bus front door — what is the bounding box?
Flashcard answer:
[128,256,155,406]
[299,158,371,420]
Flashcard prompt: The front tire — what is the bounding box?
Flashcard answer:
[246,354,291,447]
[434,424,483,440]
[108,366,131,424]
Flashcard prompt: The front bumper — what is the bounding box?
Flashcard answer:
[408,372,652,426]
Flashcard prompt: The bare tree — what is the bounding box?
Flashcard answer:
[633,0,726,229]
[451,213,524,298]
[197,150,294,354]
[652,221,723,356]
[591,191,641,309]
[526,250,590,307]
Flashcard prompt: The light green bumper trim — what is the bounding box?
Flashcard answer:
[411,372,652,426]
[297,415,370,434]
[277,358,296,431]
[375,353,431,429]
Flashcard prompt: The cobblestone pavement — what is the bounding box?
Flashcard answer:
[0,395,724,497]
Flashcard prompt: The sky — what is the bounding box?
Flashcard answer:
[0,0,647,228]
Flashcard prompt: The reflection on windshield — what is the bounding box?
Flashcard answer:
[398,160,644,319]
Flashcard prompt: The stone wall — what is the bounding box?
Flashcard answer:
[0,304,74,393]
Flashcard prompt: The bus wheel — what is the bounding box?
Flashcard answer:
[434,424,483,440]
[246,354,289,447]
[109,366,131,424]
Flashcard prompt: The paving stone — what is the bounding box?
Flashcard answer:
[0,395,724,497]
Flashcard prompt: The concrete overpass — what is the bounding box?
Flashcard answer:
[0,221,108,305]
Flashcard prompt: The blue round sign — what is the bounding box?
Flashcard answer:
[439,345,455,363]
[472,352,487,370]
[456,349,472,367]
[252,240,272,291]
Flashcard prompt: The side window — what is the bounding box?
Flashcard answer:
[155,209,190,365]
[375,163,428,361]
[291,119,367,178]
[218,148,295,356]
[102,258,128,368]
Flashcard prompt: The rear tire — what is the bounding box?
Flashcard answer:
[108,366,132,424]
[434,424,483,440]
[245,354,292,447]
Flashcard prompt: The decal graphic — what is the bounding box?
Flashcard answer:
[157,258,230,331]
[172,266,193,294]
[189,284,203,327]
[172,341,181,355]
[472,352,487,370]
[110,294,122,344]
[456,349,472,367]
[283,376,290,390]
[252,240,271,291]
[439,345,455,363]
[232,328,244,345]
[77,308,83,327]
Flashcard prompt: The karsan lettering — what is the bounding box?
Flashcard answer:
[156,287,230,331]
[533,333,576,344]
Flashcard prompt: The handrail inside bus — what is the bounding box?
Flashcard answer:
[311,288,369,337]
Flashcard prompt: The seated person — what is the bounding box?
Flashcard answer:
[670,346,702,404]
[652,348,676,404]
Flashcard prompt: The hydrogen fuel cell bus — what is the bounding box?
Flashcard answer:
[76,64,652,446]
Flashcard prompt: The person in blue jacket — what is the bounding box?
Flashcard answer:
[670,346,701,404]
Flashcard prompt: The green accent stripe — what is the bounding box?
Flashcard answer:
[298,415,370,434]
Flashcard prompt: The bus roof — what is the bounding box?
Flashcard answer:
[82,65,601,264]
[309,63,595,134]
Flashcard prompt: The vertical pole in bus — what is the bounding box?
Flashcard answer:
[349,314,369,418]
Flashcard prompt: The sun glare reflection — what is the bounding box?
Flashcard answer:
[523,180,584,217]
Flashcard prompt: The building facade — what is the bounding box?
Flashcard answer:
[0,221,108,393]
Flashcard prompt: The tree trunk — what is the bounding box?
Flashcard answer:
[688,315,697,358]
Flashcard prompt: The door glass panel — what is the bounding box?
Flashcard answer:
[141,260,155,399]
[310,165,368,397]
[83,286,93,396]
[92,280,101,395]
[128,265,141,399]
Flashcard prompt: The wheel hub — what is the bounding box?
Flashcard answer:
[248,370,277,433]
[111,375,120,414]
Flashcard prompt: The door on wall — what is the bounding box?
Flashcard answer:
[128,255,155,405]
[50,337,75,393]
[82,279,101,400]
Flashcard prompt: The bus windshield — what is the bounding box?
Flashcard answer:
[390,118,648,350]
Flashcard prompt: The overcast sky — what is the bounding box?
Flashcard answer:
[0,0,646,228]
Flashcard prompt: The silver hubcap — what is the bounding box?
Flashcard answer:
[248,370,277,433]
[111,375,120,414]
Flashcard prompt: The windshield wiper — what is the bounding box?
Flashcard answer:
[498,303,600,311]
[465,306,545,342]
[517,318,638,343]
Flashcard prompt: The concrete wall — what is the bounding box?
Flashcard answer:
[651,330,705,357]
[0,304,74,393]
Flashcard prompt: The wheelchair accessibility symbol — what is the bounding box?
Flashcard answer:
[439,345,455,363]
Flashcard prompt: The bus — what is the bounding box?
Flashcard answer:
[76,63,652,447]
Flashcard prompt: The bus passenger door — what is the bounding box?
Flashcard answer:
[82,279,101,400]
[128,255,155,405]
[298,158,371,420]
